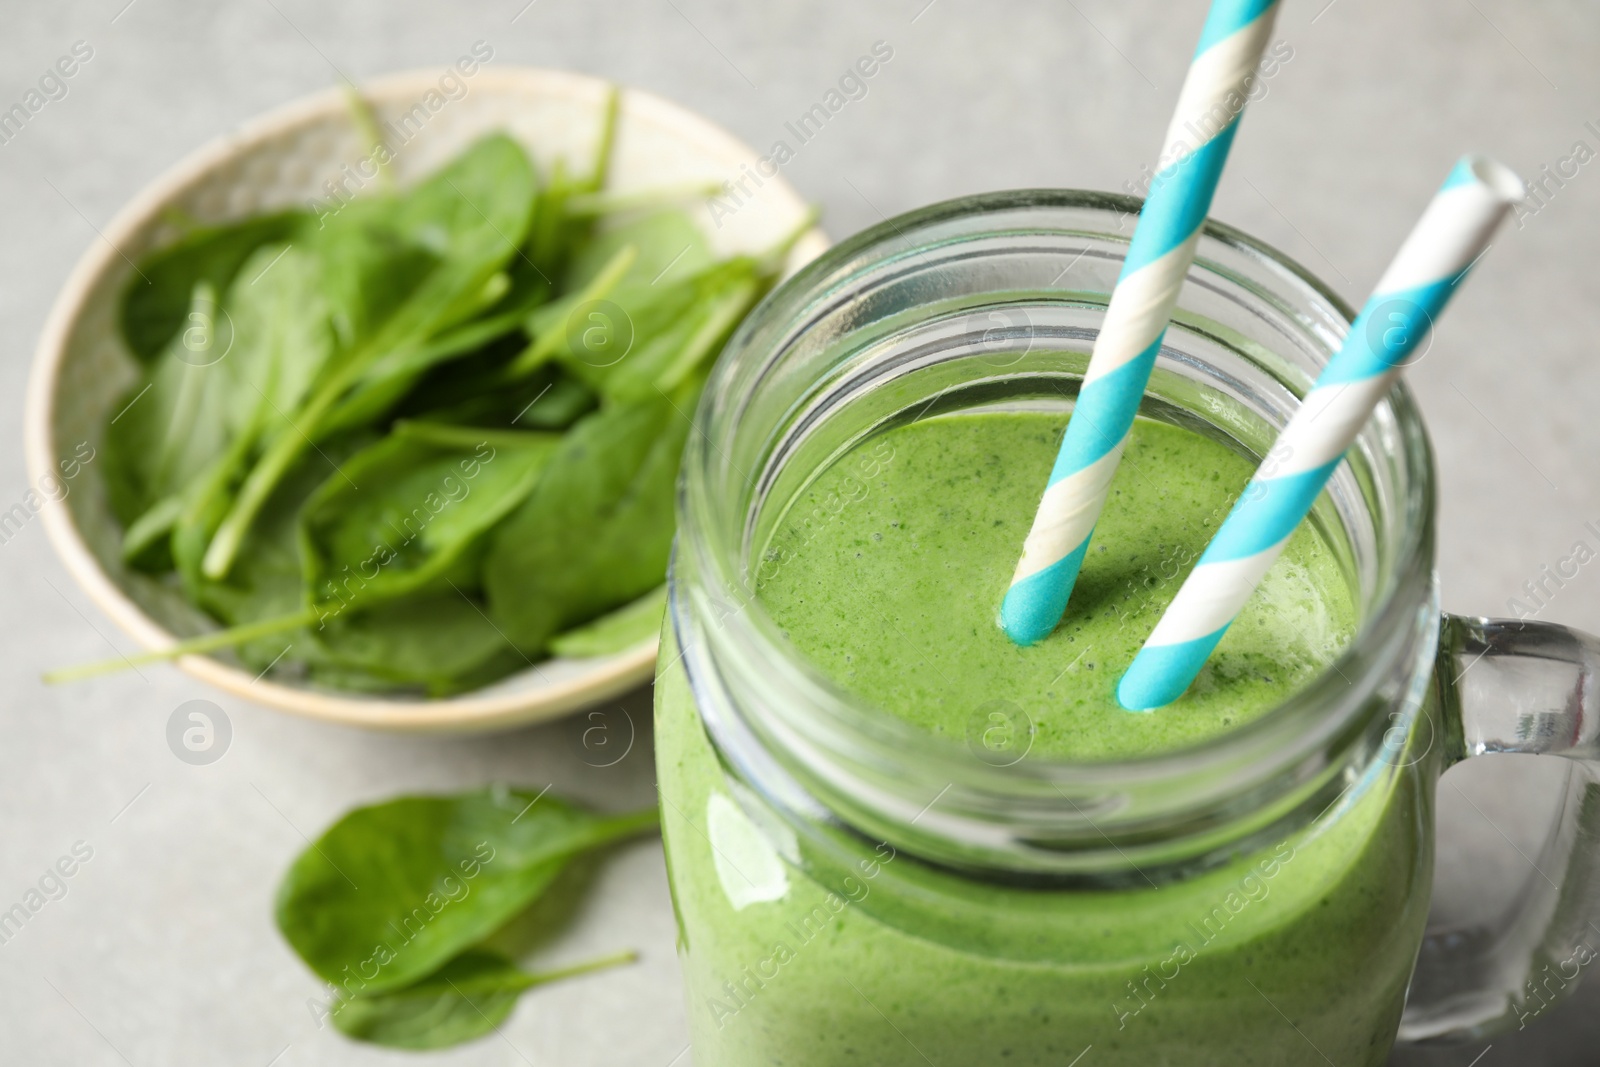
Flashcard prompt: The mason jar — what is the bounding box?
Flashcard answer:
[655,189,1600,1065]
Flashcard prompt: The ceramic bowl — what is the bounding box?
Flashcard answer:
[26,66,824,732]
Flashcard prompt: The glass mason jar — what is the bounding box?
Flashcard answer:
[655,189,1600,1065]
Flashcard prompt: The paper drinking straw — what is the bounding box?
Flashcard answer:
[1001,0,1283,646]
[1117,156,1525,711]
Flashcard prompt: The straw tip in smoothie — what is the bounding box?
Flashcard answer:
[1117,621,1234,711]
[1115,673,1170,712]
[1000,544,1090,646]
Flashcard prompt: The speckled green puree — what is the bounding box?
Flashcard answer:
[656,411,1435,1065]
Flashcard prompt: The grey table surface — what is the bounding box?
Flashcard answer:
[3,0,1599,1063]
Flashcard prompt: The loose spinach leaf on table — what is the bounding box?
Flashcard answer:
[120,211,303,362]
[329,948,635,1050]
[274,788,656,995]
[483,385,696,653]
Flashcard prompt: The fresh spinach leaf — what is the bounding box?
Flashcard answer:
[548,584,666,658]
[118,496,184,571]
[527,159,581,285]
[63,111,797,696]
[274,788,656,995]
[483,385,696,652]
[559,259,762,402]
[216,243,337,441]
[564,208,712,295]
[176,437,373,680]
[330,949,635,1050]
[394,360,596,432]
[298,426,558,609]
[120,211,303,362]
[306,593,521,695]
[203,134,539,579]
[319,270,561,432]
[153,243,338,588]
[502,373,597,430]
[311,201,440,351]
[585,86,621,194]
[103,282,236,534]
[502,244,638,380]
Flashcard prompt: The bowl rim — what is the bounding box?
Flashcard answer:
[25,64,825,733]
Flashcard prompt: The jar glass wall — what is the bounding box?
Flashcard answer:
[656,190,1442,1065]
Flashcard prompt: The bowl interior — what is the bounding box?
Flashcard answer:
[31,66,825,732]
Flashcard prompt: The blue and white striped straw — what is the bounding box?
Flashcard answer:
[1002,0,1283,646]
[1118,156,1525,711]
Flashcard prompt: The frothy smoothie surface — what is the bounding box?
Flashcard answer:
[756,411,1356,761]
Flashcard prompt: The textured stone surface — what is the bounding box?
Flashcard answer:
[1,1,1596,1064]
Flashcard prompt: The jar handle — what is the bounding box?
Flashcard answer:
[1399,614,1600,1042]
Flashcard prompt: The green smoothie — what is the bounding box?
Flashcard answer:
[757,412,1355,760]
[656,410,1435,1065]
